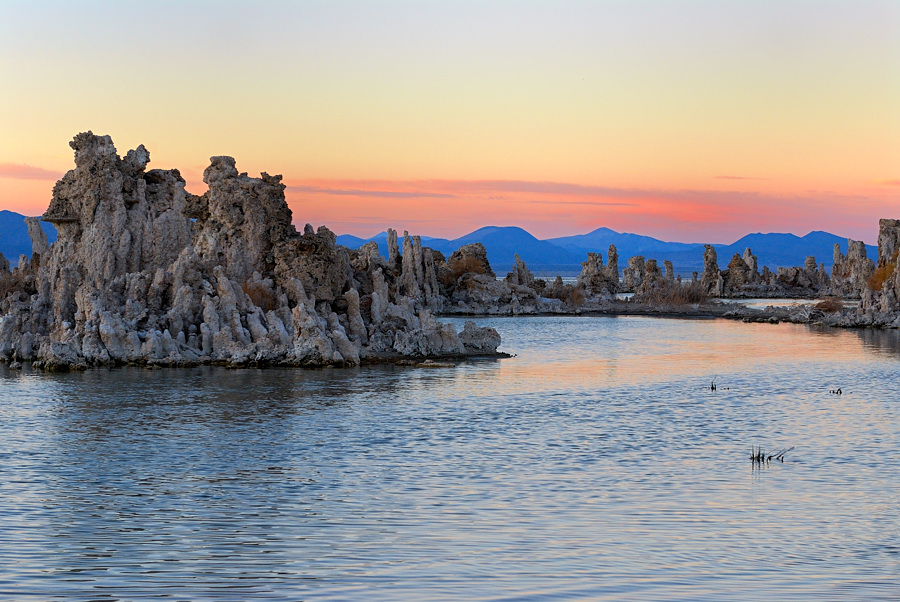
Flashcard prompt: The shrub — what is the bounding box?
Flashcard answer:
[567,286,585,307]
[633,280,708,306]
[813,296,844,313]
[441,255,487,287]
[867,251,898,291]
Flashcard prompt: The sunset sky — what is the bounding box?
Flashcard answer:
[1,0,898,244]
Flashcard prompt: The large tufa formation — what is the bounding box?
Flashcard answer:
[506,253,535,288]
[832,239,875,298]
[440,244,543,314]
[775,256,829,293]
[622,255,645,291]
[0,133,501,368]
[700,245,722,296]
[862,219,900,314]
[577,248,618,298]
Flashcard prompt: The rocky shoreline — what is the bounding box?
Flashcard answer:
[3,133,900,371]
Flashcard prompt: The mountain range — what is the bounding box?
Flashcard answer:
[337,226,877,276]
[0,210,877,277]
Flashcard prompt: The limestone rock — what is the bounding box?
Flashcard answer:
[742,248,758,279]
[606,245,619,281]
[506,254,535,288]
[622,256,646,291]
[700,245,719,296]
[0,133,501,368]
[862,219,900,313]
[663,260,674,283]
[577,252,616,297]
[832,240,874,298]
[25,217,50,259]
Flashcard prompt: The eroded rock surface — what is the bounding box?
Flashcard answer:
[832,240,875,298]
[0,133,501,368]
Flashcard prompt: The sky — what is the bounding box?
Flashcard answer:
[1,0,898,244]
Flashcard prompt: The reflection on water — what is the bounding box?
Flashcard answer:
[1,316,898,600]
[853,326,900,357]
[720,297,860,309]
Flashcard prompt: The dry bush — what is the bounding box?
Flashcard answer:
[567,286,585,307]
[867,251,898,291]
[634,280,708,306]
[242,280,278,312]
[441,255,487,287]
[814,296,844,313]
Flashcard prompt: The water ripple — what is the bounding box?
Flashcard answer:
[0,316,897,599]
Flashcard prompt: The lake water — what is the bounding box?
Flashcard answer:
[1,316,898,600]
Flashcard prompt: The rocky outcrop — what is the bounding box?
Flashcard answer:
[700,245,720,296]
[506,253,534,288]
[862,219,900,314]
[622,256,645,291]
[441,245,548,314]
[832,240,875,298]
[742,248,758,277]
[606,244,619,281]
[0,133,501,368]
[773,256,829,294]
[577,251,617,297]
[24,217,49,260]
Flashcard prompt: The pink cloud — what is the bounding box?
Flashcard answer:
[0,163,64,181]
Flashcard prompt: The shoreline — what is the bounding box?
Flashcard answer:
[4,300,890,372]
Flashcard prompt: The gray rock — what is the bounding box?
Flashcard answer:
[0,133,501,368]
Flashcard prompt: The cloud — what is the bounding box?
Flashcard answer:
[521,199,637,207]
[714,175,766,181]
[874,179,900,186]
[0,163,63,181]
[419,179,653,198]
[287,178,698,200]
[287,185,453,199]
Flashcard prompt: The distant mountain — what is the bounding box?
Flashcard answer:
[713,231,877,273]
[441,226,580,271]
[338,225,878,277]
[339,226,582,274]
[549,227,703,269]
[0,210,57,266]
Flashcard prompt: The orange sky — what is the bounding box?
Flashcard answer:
[1,1,898,243]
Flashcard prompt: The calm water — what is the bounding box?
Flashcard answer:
[1,316,898,600]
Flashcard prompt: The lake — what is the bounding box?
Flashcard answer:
[1,316,898,600]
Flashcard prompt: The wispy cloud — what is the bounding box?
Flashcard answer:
[287,185,453,199]
[714,175,767,181]
[521,199,637,207]
[873,179,900,186]
[288,178,722,200]
[287,178,784,205]
[0,163,63,181]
